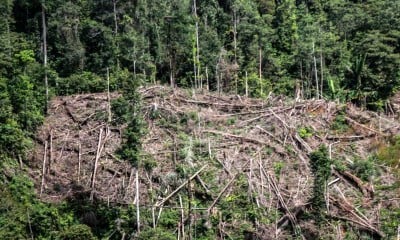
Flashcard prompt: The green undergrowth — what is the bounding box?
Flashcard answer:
[376,135,400,180]
[330,108,350,133]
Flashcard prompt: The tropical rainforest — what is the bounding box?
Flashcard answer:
[0,0,400,239]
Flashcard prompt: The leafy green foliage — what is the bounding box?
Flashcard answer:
[57,72,111,96]
[5,0,400,105]
[298,126,313,139]
[351,156,377,182]
[380,208,400,239]
[59,224,96,240]
[137,228,175,240]
[376,136,400,179]
[0,174,89,239]
[309,145,331,222]
[114,71,145,168]
[331,109,349,133]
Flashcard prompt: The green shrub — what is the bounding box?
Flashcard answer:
[137,228,175,240]
[376,136,400,178]
[227,117,236,125]
[331,110,349,133]
[143,156,157,173]
[380,208,400,238]
[111,97,130,124]
[298,126,313,139]
[57,72,108,95]
[273,162,285,177]
[59,224,96,240]
[310,146,331,222]
[351,156,377,181]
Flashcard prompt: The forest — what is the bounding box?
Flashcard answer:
[0,0,400,239]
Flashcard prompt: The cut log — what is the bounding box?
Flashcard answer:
[155,165,207,208]
[333,169,374,198]
[328,214,384,239]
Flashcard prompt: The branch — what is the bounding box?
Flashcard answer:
[203,129,267,145]
[345,116,387,137]
[333,169,374,198]
[207,160,250,215]
[155,165,207,208]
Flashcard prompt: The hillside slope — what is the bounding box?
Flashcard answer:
[30,86,400,239]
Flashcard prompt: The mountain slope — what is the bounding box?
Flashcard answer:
[30,86,400,239]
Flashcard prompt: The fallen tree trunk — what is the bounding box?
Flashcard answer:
[333,169,374,198]
[155,165,207,208]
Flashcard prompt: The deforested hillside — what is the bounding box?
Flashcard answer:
[30,86,400,239]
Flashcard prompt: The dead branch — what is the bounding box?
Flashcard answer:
[195,175,210,194]
[90,128,110,201]
[65,105,78,123]
[214,157,232,176]
[155,165,207,208]
[260,164,304,239]
[207,160,250,215]
[207,172,238,215]
[256,125,283,144]
[40,141,48,197]
[293,133,312,154]
[328,214,384,239]
[333,169,374,198]
[78,141,81,183]
[238,105,305,125]
[48,131,53,174]
[79,112,96,126]
[330,188,382,238]
[345,116,387,137]
[277,204,310,230]
[326,134,373,141]
[203,129,267,145]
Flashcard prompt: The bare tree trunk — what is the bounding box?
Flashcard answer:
[40,141,48,197]
[300,61,304,99]
[179,195,185,239]
[193,57,197,90]
[5,1,11,57]
[216,64,220,95]
[259,48,263,96]
[107,68,112,123]
[113,0,118,35]
[136,169,140,234]
[233,9,238,94]
[48,130,53,174]
[245,71,248,97]
[193,0,200,89]
[78,141,81,183]
[233,10,238,64]
[312,41,319,99]
[42,4,48,113]
[170,58,174,88]
[90,129,103,201]
[206,66,209,91]
[188,180,192,240]
[320,51,324,99]
[27,211,34,240]
[113,0,120,69]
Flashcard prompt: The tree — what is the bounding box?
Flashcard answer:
[41,1,48,112]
